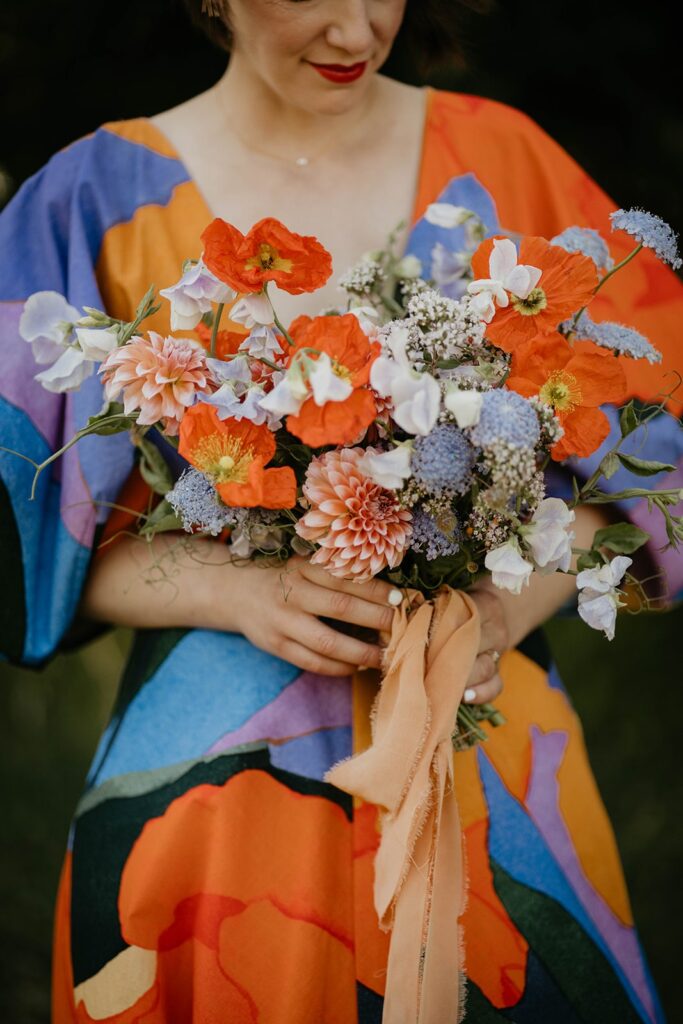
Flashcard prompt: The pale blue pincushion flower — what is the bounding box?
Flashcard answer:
[572,311,661,364]
[168,469,242,535]
[411,423,477,495]
[551,227,613,271]
[470,389,541,450]
[610,208,681,269]
[410,505,461,560]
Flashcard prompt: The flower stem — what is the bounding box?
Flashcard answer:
[210,303,225,358]
[571,243,643,331]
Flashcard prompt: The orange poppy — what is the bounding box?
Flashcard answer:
[201,217,333,295]
[285,314,380,447]
[179,402,297,508]
[506,334,627,460]
[471,236,598,351]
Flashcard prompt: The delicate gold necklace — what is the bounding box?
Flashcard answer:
[211,81,378,170]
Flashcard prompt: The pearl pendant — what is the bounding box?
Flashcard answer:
[295,156,310,167]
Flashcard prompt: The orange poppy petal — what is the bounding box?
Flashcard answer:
[470,236,500,280]
[566,345,628,407]
[552,406,611,460]
[504,375,542,400]
[287,389,377,447]
[510,333,573,384]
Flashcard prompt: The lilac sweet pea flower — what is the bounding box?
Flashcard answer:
[160,259,234,331]
[576,556,632,641]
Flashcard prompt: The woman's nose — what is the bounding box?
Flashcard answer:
[325,0,376,57]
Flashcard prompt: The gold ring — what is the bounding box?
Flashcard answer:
[489,649,501,665]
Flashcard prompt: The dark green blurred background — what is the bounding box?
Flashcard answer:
[0,1,681,1020]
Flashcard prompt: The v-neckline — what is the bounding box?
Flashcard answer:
[141,85,435,242]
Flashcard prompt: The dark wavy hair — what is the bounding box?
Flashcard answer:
[181,0,494,72]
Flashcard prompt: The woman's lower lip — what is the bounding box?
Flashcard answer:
[309,61,367,84]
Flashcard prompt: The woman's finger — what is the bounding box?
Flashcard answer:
[298,560,400,608]
[465,651,499,689]
[295,579,395,633]
[276,637,356,677]
[463,673,504,705]
[287,612,383,670]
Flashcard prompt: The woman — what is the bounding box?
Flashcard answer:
[0,1,680,1020]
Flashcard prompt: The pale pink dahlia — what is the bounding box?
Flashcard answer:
[100,331,212,435]
[296,447,412,581]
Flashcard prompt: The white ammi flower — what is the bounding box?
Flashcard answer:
[485,538,534,594]
[522,498,575,573]
[576,556,632,641]
[467,237,542,323]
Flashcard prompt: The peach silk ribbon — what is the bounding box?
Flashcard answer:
[325,588,481,1024]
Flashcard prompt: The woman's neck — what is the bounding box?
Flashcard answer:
[210,52,388,162]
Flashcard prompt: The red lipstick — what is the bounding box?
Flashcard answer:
[308,61,367,84]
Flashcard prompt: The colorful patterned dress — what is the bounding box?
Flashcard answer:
[1,88,681,1023]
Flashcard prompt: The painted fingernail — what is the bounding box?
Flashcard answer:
[388,589,403,606]
[463,688,477,703]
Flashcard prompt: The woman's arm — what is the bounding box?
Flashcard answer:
[80,533,398,676]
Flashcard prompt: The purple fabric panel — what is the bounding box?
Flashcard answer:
[525,725,657,1024]
[206,671,352,753]
[0,302,65,447]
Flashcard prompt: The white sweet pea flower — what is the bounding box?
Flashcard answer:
[576,556,632,641]
[390,370,441,436]
[425,203,473,229]
[467,238,542,323]
[308,352,353,406]
[160,259,234,331]
[485,538,534,594]
[19,290,80,364]
[34,346,94,393]
[228,523,254,558]
[229,292,275,329]
[258,372,307,417]
[238,325,283,360]
[522,498,575,573]
[444,386,483,428]
[358,442,414,489]
[75,327,119,362]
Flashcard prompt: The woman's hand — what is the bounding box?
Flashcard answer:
[461,586,510,706]
[223,555,399,676]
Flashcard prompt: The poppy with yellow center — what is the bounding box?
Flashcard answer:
[179,403,297,508]
[471,235,598,351]
[201,216,332,295]
[506,333,627,460]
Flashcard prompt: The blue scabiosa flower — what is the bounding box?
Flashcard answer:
[572,311,661,364]
[551,227,613,272]
[168,468,241,535]
[411,423,477,495]
[470,389,541,450]
[610,208,681,269]
[410,505,461,560]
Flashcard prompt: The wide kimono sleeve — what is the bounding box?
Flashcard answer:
[416,91,683,601]
[0,142,140,666]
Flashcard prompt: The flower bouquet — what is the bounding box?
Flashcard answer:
[11,203,683,1024]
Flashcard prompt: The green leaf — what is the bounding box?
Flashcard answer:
[137,437,173,496]
[617,453,676,476]
[593,522,650,554]
[577,551,603,571]
[86,402,137,435]
[139,498,182,536]
[619,401,639,438]
[600,452,620,480]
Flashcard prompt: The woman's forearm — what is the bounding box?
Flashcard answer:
[474,503,612,650]
[79,532,242,632]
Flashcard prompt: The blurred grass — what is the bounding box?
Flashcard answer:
[0,609,680,1021]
